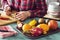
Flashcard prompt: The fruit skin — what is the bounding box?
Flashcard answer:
[37,24,49,34]
[22,24,32,32]
[29,19,37,26]
[17,21,23,30]
[45,19,50,24]
[30,27,43,36]
[48,20,58,30]
[17,23,23,30]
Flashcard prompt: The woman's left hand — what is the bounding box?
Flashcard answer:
[15,11,31,21]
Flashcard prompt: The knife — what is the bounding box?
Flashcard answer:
[0,30,9,32]
[0,17,11,20]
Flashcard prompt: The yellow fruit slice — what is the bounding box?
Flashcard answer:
[29,19,37,26]
[32,26,36,29]
[22,24,32,32]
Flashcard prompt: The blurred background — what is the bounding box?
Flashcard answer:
[46,0,60,5]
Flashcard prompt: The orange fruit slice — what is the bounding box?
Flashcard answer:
[22,24,32,32]
[37,24,49,34]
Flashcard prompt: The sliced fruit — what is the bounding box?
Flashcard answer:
[17,21,24,30]
[43,31,47,34]
[31,26,36,29]
[37,24,49,32]
[37,24,49,34]
[29,19,37,26]
[22,24,32,32]
[17,23,23,30]
[30,27,43,36]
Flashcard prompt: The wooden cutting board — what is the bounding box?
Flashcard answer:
[44,14,60,20]
[0,11,18,25]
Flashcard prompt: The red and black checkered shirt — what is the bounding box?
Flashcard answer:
[2,0,47,17]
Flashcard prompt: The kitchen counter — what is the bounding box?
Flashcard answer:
[0,18,60,40]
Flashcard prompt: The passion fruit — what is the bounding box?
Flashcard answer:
[38,18,45,24]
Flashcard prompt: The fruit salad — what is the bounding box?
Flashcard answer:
[17,18,58,37]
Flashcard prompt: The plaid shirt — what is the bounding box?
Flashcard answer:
[2,0,47,17]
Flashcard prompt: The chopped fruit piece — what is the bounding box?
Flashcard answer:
[37,24,49,32]
[29,19,37,26]
[31,26,36,29]
[37,24,49,34]
[30,27,43,36]
[43,31,47,35]
[17,23,23,30]
[22,24,32,32]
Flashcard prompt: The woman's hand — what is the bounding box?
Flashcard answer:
[15,11,31,21]
[4,6,12,16]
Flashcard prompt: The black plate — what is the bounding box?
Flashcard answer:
[16,18,60,39]
[17,27,60,39]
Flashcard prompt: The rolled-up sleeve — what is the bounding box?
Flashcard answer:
[1,0,9,9]
[30,0,47,18]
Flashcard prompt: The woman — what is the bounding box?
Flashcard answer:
[1,0,47,21]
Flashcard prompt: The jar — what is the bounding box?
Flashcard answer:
[47,2,60,17]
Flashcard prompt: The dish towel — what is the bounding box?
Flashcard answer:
[0,25,17,38]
